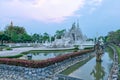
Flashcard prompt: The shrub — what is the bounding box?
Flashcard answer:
[74,45,79,52]
[0,48,3,51]
[0,45,7,51]
[5,47,12,50]
[84,47,93,50]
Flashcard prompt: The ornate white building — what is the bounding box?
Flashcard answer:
[46,21,88,48]
[64,22,86,44]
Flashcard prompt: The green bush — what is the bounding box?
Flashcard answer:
[74,45,79,52]
[0,48,3,51]
[74,45,79,50]
[5,47,12,50]
[84,47,93,50]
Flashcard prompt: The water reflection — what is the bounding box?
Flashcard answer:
[68,52,113,80]
[90,62,105,80]
[19,50,73,60]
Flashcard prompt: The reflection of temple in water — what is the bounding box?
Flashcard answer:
[90,62,105,80]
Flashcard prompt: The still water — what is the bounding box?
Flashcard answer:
[69,52,113,80]
[19,50,73,60]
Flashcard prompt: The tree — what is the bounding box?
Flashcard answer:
[51,36,55,42]
[32,33,41,43]
[55,29,66,39]
[22,33,32,43]
[4,25,29,43]
[106,29,120,45]
[43,32,49,43]
[0,34,10,45]
[18,33,32,43]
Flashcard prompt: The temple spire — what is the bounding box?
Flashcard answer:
[77,19,79,28]
[10,21,13,27]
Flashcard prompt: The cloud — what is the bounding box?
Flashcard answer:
[0,0,85,23]
[0,0,103,23]
[88,0,102,6]
[87,0,103,14]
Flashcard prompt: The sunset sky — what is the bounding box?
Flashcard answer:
[0,0,120,37]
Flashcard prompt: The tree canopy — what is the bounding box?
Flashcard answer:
[0,33,10,45]
[106,29,120,45]
[4,25,31,43]
[55,29,66,39]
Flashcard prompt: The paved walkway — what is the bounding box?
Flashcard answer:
[0,47,73,57]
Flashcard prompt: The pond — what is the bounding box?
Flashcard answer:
[62,52,113,80]
[19,50,74,60]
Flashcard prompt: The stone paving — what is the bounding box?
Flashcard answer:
[0,64,53,80]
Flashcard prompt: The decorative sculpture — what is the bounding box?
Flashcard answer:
[95,41,104,62]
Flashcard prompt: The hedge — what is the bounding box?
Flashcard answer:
[0,49,94,68]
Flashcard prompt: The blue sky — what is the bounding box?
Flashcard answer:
[0,0,120,38]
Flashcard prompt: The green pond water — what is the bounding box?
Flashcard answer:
[19,50,74,60]
[66,52,113,80]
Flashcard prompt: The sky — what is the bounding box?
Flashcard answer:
[0,0,120,38]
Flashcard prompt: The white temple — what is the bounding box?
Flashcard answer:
[45,21,89,48]
[64,22,87,44]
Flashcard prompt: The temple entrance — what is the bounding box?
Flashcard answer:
[72,33,75,41]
